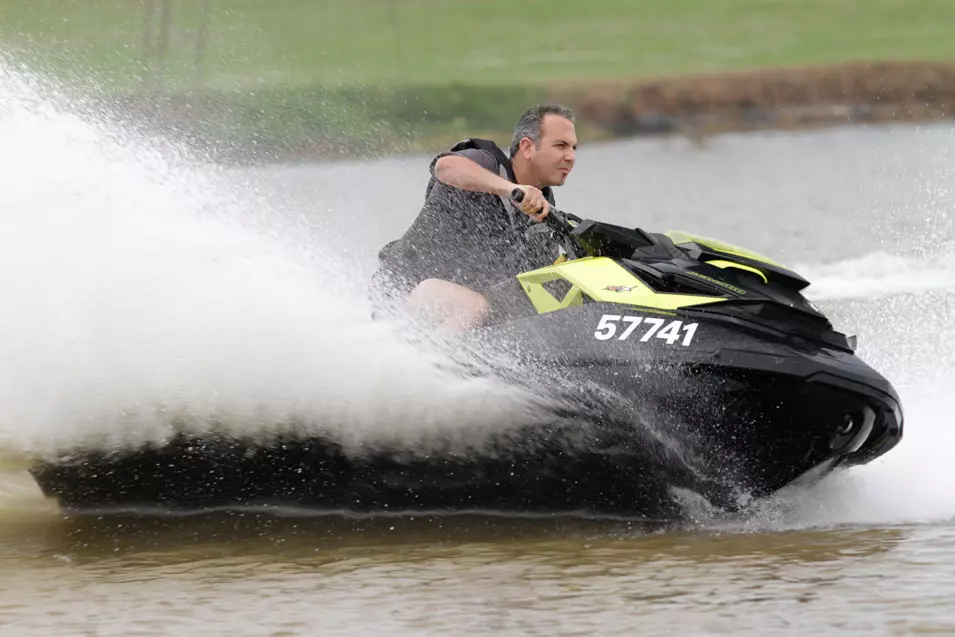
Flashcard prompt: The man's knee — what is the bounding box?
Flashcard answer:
[407,279,490,330]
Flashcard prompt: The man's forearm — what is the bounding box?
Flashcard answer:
[434,155,514,197]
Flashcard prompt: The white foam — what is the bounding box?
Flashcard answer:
[799,251,955,301]
[0,62,552,461]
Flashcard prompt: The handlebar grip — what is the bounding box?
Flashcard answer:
[509,186,582,257]
[512,186,564,230]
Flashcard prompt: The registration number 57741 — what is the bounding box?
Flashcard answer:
[593,315,699,346]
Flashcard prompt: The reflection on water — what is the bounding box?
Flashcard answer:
[1,499,935,636]
[7,511,905,565]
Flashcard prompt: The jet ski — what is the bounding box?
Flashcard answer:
[29,193,903,518]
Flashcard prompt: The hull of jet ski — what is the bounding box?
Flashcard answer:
[28,302,902,518]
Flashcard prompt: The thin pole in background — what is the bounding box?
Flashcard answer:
[386,0,408,83]
[155,0,172,94]
[141,0,157,94]
[195,0,211,89]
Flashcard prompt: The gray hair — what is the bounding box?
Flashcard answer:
[509,104,576,157]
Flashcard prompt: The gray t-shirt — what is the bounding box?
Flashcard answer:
[372,146,559,299]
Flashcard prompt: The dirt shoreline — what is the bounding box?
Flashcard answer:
[552,60,955,138]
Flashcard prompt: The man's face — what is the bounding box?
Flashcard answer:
[525,115,577,187]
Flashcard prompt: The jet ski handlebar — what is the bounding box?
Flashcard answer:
[509,187,578,239]
[509,188,624,260]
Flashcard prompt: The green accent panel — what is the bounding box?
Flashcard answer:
[516,257,725,314]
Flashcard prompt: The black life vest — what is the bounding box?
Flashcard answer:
[448,137,517,181]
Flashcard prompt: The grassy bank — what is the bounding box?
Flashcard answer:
[3,0,955,159]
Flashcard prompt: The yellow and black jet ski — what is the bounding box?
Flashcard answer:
[29,192,903,519]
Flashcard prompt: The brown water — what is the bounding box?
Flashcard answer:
[4,67,955,635]
[3,470,955,635]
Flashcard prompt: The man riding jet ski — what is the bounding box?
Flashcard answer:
[28,106,903,518]
[370,104,577,331]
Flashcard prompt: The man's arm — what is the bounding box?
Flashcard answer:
[433,154,513,197]
[433,152,550,221]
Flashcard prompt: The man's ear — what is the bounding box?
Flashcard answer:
[518,137,534,159]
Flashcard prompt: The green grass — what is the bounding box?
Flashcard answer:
[3,0,954,159]
[3,0,955,91]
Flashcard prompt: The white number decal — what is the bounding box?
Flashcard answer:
[639,318,665,342]
[656,320,682,345]
[681,322,699,346]
[593,314,621,340]
[594,314,700,347]
[619,316,643,340]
